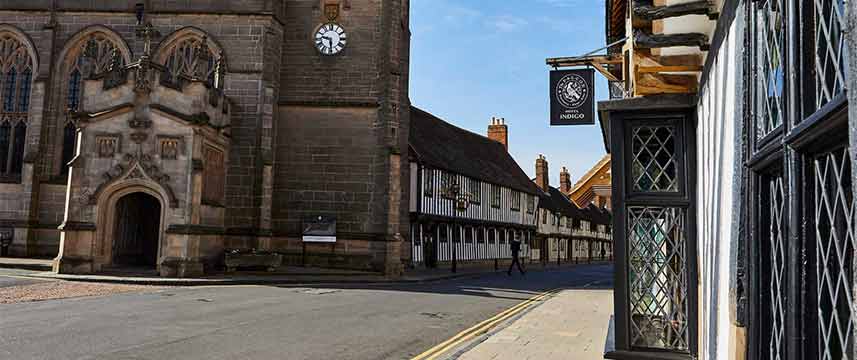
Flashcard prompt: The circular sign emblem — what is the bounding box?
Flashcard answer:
[555,74,588,109]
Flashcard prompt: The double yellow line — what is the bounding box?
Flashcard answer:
[411,287,562,360]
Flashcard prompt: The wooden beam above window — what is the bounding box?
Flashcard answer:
[634,30,709,50]
[633,0,717,21]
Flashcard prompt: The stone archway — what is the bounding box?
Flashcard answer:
[94,179,169,272]
[111,192,161,267]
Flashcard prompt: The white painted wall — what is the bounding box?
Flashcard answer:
[695,6,745,360]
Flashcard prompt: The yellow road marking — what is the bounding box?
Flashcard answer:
[411,288,561,360]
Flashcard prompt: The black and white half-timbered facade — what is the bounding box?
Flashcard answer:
[531,155,613,265]
[407,107,541,269]
[584,0,857,359]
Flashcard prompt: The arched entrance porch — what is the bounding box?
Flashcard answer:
[111,192,161,267]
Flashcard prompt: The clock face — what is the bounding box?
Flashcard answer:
[314,23,347,55]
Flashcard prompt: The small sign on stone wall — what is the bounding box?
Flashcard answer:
[302,215,336,243]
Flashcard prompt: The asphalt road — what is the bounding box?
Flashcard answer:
[0,264,613,360]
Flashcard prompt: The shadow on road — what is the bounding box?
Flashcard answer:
[262,263,614,302]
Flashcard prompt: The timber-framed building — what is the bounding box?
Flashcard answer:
[563,0,857,359]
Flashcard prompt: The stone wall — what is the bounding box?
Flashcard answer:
[0,0,412,273]
[0,4,283,257]
[273,0,410,273]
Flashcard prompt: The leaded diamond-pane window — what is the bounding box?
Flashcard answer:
[814,0,849,109]
[627,206,688,351]
[813,147,855,360]
[754,0,785,138]
[767,176,787,360]
[631,125,678,192]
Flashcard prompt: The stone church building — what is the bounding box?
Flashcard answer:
[0,0,411,276]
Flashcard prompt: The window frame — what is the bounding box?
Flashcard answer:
[607,106,698,359]
[511,191,521,211]
[742,0,854,359]
[491,184,501,208]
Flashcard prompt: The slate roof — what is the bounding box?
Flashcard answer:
[542,186,583,218]
[537,184,611,227]
[409,107,541,195]
[583,204,612,226]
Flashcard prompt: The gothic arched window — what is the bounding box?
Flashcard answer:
[0,32,33,179]
[64,33,122,113]
[60,32,123,175]
[159,35,222,88]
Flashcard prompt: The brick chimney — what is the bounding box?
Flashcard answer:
[487,116,508,151]
[560,166,572,194]
[535,154,549,191]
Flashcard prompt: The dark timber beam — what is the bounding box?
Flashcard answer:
[633,0,716,21]
[634,30,709,50]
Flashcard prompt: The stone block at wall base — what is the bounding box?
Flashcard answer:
[160,257,205,278]
[384,261,403,278]
[53,255,95,274]
[280,251,375,271]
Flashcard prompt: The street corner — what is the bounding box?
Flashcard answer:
[0,274,161,304]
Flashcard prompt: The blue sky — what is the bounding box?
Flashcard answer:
[409,0,608,186]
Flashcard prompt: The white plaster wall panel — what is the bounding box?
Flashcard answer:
[695,8,744,360]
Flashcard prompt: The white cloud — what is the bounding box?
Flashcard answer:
[485,15,529,32]
[442,5,483,23]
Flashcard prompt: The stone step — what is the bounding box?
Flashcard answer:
[0,257,53,271]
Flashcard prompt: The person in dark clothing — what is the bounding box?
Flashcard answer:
[424,235,436,269]
[508,236,525,276]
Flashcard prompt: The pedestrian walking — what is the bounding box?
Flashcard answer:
[508,235,525,276]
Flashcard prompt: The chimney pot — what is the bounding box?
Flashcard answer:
[560,166,572,194]
[535,155,549,191]
[487,116,509,151]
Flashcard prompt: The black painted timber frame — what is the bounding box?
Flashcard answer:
[603,95,698,360]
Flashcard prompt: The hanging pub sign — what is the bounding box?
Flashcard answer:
[550,68,595,125]
[302,215,337,243]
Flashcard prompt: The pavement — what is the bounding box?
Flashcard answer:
[0,263,613,360]
[455,287,613,360]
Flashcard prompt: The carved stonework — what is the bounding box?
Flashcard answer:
[90,152,178,208]
[159,137,180,160]
[95,135,119,158]
[78,188,93,205]
[130,132,148,144]
[129,117,152,129]
[134,60,153,93]
[125,164,147,180]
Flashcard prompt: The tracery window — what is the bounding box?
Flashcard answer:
[160,36,219,88]
[61,33,123,175]
[0,32,33,179]
[64,33,123,112]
